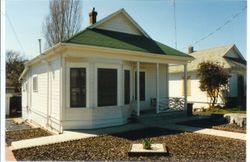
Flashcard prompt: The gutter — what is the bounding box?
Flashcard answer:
[18,43,63,80]
[62,43,194,63]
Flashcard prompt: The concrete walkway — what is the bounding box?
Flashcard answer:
[11,131,97,150]
[10,113,246,151]
[11,122,146,150]
[139,113,246,141]
[160,124,246,141]
[5,145,16,161]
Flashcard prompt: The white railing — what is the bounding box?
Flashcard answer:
[151,97,185,112]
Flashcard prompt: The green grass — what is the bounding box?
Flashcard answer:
[206,107,246,114]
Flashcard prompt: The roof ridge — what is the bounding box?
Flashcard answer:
[191,44,234,54]
[63,28,90,43]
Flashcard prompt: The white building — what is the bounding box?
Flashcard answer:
[19,8,193,133]
[169,45,246,109]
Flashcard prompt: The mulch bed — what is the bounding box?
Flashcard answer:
[177,116,246,133]
[13,127,245,161]
[6,128,52,146]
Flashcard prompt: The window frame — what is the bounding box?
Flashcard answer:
[97,68,118,107]
[124,69,130,105]
[70,68,87,108]
[66,62,89,109]
[32,75,38,92]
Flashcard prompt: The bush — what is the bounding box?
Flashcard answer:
[142,138,153,150]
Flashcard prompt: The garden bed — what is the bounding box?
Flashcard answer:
[177,117,246,133]
[6,128,52,146]
[13,127,245,161]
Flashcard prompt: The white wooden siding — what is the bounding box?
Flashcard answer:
[96,12,143,35]
[22,57,62,132]
[136,64,167,110]
[49,58,61,130]
[63,105,132,129]
[169,73,228,108]
[228,73,237,97]
[21,76,28,118]
[63,56,168,129]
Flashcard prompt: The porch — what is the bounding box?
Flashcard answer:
[131,61,188,116]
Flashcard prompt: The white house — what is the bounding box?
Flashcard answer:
[19,8,193,133]
[169,45,246,109]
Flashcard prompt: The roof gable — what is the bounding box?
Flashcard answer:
[225,49,240,58]
[63,8,192,59]
[224,45,246,65]
[169,44,246,73]
[89,9,150,37]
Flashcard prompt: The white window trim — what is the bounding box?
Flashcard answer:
[123,66,132,105]
[32,75,38,92]
[95,63,121,108]
[66,62,89,109]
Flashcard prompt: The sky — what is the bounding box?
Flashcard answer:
[5,0,247,60]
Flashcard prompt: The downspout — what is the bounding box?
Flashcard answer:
[59,55,63,133]
[42,59,51,128]
[47,61,50,128]
[29,68,32,120]
[26,67,30,118]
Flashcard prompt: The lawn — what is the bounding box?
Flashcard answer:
[177,116,246,133]
[207,107,246,114]
[194,107,246,116]
[13,127,245,161]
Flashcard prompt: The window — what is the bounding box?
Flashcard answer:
[182,76,191,96]
[33,76,38,92]
[70,68,86,107]
[135,71,145,101]
[98,68,117,106]
[124,70,130,104]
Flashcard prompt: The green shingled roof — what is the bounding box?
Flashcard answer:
[64,28,191,58]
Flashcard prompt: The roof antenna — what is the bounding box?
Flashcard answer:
[173,0,177,49]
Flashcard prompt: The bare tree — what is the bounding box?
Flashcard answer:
[43,0,82,47]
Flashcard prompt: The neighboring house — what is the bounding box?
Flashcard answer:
[169,45,246,109]
[19,8,193,133]
[6,79,21,116]
[6,86,15,116]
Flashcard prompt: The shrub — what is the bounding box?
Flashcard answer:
[142,138,153,150]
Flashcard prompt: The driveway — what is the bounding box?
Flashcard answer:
[6,118,30,131]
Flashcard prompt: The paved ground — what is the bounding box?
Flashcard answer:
[139,113,246,140]
[159,124,246,140]
[5,145,16,161]
[6,118,30,131]
[5,118,31,161]
[9,112,246,151]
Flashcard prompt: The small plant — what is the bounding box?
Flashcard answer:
[142,138,153,150]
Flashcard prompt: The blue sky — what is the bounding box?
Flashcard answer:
[5,0,247,59]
